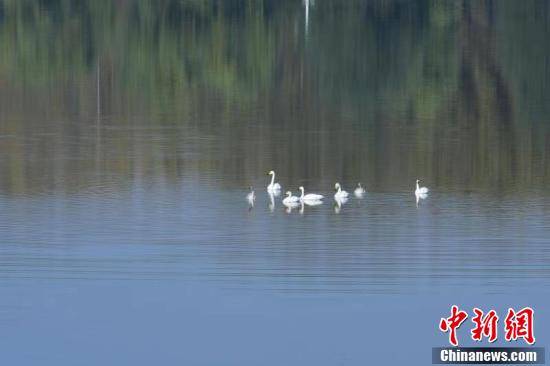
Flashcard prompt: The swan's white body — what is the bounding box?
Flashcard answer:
[303,199,323,206]
[282,191,300,205]
[267,171,282,193]
[354,183,366,197]
[334,183,349,199]
[415,179,429,195]
[246,187,255,205]
[415,192,428,207]
[299,186,324,201]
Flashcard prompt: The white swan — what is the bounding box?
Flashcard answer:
[282,191,300,205]
[267,170,282,193]
[334,182,349,199]
[299,186,324,201]
[246,187,255,205]
[415,179,429,195]
[354,183,366,197]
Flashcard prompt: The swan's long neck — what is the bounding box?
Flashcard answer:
[270,173,275,186]
[287,192,291,198]
[300,187,304,199]
[337,185,341,193]
[416,182,419,191]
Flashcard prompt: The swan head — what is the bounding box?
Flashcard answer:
[268,170,275,176]
[299,186,304,192]
[416,179,420,184]
[249,186,254,192]
[357,182,362,187]
[286,191,291,197]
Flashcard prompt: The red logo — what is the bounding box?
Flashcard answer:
[504,307,535,345]
[471,308,499,343]
[439,305,469,346]
[439,306,535,346]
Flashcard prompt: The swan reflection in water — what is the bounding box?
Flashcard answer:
[246,187,255,207]
[283,200,301,214]
[289,199,323,215]
[268,192,276,212]
[334,196,349,214]
[282,200,322,214]
[302,199,322,214]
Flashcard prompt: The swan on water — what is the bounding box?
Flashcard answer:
[334,182,349,199]
[282,191,300,205]
[354,183,366,197]
[267,170,282,193]
[299,186,324,201]
[415,179,429,195]
[246,187,255,205]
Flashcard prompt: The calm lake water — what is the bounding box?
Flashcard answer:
[0,1,549,365]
